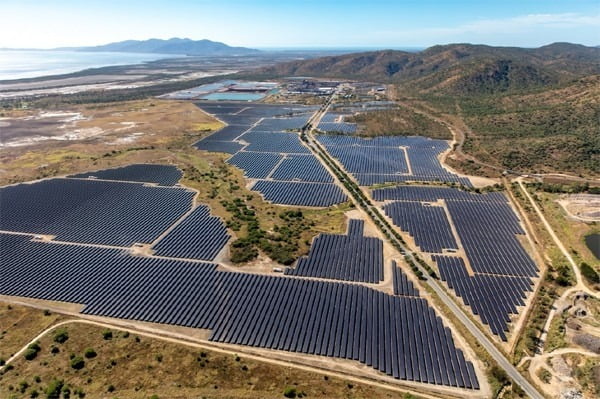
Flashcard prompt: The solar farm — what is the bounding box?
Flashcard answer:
[316,135,472,186]
[193,102,348,207]
[0,163,482,390]
[373,185,539,341]
[0,91,548,396]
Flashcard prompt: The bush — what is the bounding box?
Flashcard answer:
[30,389,39,398]
[107,385,115,393]
[70,356,85,370]
[53,329,69,344]
[581,262,599,284]
[283,387,297,398]
[24,342,41,361]
[102,330,113,340]
[45,379,64,399]
[84,348,96,359]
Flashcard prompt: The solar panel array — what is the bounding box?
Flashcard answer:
[373,185,538,340]
[0,178,193,247]
[285,220,384,283]
[152,205,230,261]
[68,164,183,186]
[434,256,533,341]
[317,122,358,134]
[250,116,309,131]
[239,131,311,154]
[327,146,409,174]
[0,232,479,389]
[270,155,334,183]
[252,181,347,207]
[192,102,345,207]
[317,135,471,186]
[382,201,458,253]
[392,261,420,297]
[193,140,245,154]
[228,151,283,178]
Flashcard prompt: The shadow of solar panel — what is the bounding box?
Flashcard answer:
[252,181,347,207]
[285,219,383,283]
[0,179,194,247]
[68,164,182,186]
[152,205,230,261]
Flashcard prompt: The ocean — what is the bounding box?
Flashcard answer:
[0,50,177,81]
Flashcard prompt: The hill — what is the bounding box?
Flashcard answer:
[254,43,599,176]
[256,43,600,95]
[73,37,259,56]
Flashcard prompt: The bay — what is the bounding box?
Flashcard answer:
[0,50,177,80]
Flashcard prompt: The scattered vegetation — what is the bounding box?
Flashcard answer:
[0,306,407,398]
[347,106,452,139]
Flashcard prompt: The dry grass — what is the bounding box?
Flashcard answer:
[0,304,63,362]
[0,304,409,399]
[0,99,221,185]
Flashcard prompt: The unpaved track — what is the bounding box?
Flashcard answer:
[0,316,461,399]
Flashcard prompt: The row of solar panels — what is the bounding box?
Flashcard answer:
[0,233,478,389]
[373,185,538,341]
[1,174,230,262]
[316,135,472,187]
[285,220,384,283]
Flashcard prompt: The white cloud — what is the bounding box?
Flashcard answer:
[370,12,600,46]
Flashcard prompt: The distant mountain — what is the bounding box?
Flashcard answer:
[255,43,600,94]
[72,38,259,56]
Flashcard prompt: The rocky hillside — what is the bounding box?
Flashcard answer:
[257,43,600,95]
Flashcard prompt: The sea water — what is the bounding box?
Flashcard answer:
[0,50,176,80]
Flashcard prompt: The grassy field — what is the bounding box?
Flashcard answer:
[346,105,452,140]
[0,303,415,399]
[0,304,63,363]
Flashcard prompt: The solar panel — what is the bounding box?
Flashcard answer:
[285,219,384,283]
[0,178,193,247]
[68,164,182,186]
[252,181,348,207]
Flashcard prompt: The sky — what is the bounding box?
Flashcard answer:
[1,0,599,49]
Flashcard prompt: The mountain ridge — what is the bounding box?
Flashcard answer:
[60,37,260,56]
[254,42,600,94]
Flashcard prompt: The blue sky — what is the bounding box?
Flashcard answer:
[1,0,599,48]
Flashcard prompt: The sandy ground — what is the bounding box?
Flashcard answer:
[557,194,600,222]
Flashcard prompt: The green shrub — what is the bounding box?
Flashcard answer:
[24,342,41,361]
[84,348,96,359]
[70,356,85,370]
[581,262,599,284]
[45,379,64,399]
[102,330,113,340]
[53,329,69,344]
[283,386,297,398]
